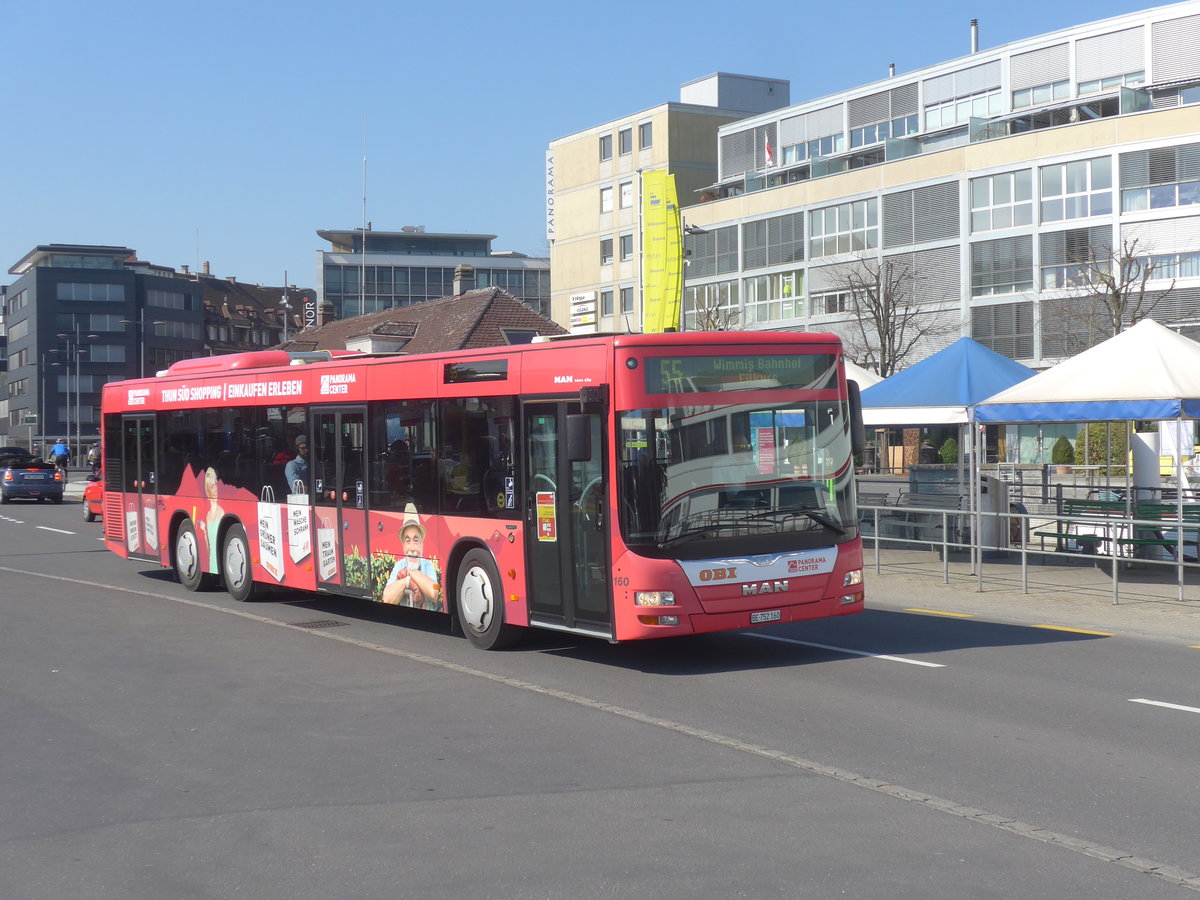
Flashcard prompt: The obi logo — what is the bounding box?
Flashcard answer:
[127,388,151,406]
[697,567,738,582]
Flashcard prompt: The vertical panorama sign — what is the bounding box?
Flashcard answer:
[545,151,555,242]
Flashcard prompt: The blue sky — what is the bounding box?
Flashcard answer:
[4,0,1152,290]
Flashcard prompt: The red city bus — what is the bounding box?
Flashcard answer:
[99,332,866,649]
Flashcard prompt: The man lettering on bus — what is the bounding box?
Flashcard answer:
[285,435,309,491]
[382,503,440,609]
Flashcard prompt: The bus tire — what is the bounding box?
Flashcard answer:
[175,519,217,591]
[455,548,520,650]
[221,522,258,602]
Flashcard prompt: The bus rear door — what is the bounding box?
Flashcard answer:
[523,402,611,638]
[312,407,371,598]
[120,414,161,561]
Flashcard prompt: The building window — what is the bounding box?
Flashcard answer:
[87,344,127,363]
[1145,250,1200,280]
[970,170,1033,232]
[971,235,1033,297]
[743,211,805,270]
[743,271,804,324]
[850,114,919,149]
[619,128,633,155]
[55,282,126,302]
[8,378,29,398]
[8,318,28,342]
[1120,144,1200,213]
[1078,71,1144,96]
[619,181,633,209]
[619,286,634,314]
[810,290,851,315]
[639,121,653,149]
[11,348,29,368]
[619,233,634,262]
[600,237,614,266]
[600,289,614,316]
[148,288,189,310]
[1040,226,1110,290]
[599,133,612,161]
[683,280,739,330]
[7,289,26,313]
[924,89,1003,130]
[1012,80,1070,109]
[600,185,613,213]
[808,199,878,258]
[686,225,739,278]
[1040,157,1112,222]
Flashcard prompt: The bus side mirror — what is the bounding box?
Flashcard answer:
[848,380,866,458]
[566,414,592,462]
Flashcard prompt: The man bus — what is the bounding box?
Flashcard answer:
[99,332,865,649]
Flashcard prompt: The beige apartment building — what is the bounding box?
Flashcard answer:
[547,73,789,332]
[548,1,1200,370]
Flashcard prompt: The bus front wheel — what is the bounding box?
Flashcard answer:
[175,519,217,591]
[221,522,258,602]
[456,548,520,650]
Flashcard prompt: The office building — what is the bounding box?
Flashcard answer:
[549,3,1200,367]
[316,226,551,320]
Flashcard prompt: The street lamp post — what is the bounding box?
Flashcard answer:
[121,309,165,379]
[680,221,709,333]
[55,319,100,466]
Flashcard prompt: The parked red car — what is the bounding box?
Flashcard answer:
[82,474,104,522]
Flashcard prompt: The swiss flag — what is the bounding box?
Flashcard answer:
[764,135,775,167]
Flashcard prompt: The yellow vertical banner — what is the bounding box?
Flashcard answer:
[641,171,682,333]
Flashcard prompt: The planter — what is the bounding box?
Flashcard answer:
[1055,465,1073,475]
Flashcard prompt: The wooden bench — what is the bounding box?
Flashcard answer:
[878,492,964,545]
[1033,499,1125,554]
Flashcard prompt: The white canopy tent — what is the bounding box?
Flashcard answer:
[973,320,1200,600]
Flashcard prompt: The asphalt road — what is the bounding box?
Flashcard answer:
[1,499,1198,898]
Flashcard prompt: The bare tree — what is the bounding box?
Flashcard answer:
[684,288,742,332]
[833,255,957,377]
[1043,237,1177,357]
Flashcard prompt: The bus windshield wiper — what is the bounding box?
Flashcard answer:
[746,506,846,535]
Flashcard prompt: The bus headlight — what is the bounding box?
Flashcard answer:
[634,591,675,607]
[843,569,863,587]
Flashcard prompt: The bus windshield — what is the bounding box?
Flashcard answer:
[617,394,856,559]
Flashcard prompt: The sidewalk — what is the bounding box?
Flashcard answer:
[864,545,1200,645]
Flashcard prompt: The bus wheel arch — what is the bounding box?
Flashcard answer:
[220,519,258,603]
[452,545,521,650]
[171,513,218,591]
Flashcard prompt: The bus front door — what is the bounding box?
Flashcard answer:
[121,414,160,561]
[312,407,371,598]
[523,403,611,636]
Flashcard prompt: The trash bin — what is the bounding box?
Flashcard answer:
[979,474,1010,551]
[862,445,877,472]
[919,441,938,465]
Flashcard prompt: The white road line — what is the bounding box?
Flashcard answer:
[1130,698,1200,716]
[36,526,75,535]
[745,632,945,667]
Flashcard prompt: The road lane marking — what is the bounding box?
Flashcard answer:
[36,526,75,535]
[744,632,945,667]
[1033,625,1113,637]
[1130,698,1200,716]
[0,562,1196,892]
[906,608,974,618]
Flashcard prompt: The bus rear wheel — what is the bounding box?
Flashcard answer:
[175,519,217,591]
[221,522,258,602]
[456,548,520,650]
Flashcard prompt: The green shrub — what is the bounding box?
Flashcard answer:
[1074,423,1128,473]
[1051,436,1074,465]
[938,437,958,464]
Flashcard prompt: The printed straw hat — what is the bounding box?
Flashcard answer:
[401,502,425,539]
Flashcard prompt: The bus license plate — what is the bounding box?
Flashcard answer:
[751,609,781,624]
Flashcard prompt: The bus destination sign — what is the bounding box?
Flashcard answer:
[644,354,835,393]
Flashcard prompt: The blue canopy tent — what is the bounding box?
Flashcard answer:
[861,337,1036,427]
